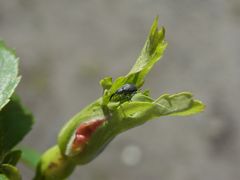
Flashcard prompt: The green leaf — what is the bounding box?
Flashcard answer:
[102,17,167,104]
[121,93,204,118]
[100,77,112,90]
[131,92,153,102]
[19,147,41,169]
[116,92,205,132]
[2,150,21,166]
[169,100,205,116]
[0,95,34,159]
[0,41,21,111]
[155,93,205,116]
[0,164,21,180]
[127,16,167,86]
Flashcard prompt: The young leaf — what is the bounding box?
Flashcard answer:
[155,92,205,116]
[2,150,21,166]
[115,92,205,132]
[102,17,167,104]
[0,41,21,111]
[127,16,167,86]
[99,77,112,91]
[0,95,34,159]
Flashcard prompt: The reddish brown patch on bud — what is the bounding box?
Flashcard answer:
[72,118,106,151]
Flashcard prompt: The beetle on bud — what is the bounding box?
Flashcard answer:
[110,83,137,101]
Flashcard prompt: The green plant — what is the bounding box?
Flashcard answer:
[0,17,205,180]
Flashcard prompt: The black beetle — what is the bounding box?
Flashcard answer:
[110,83,137,101]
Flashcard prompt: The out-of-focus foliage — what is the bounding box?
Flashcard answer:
[0,41,34,180]
[0,41,20,111]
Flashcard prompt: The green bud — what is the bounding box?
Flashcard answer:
[58,98,118,164]
[36,17,205,179]
[34,146,75,180]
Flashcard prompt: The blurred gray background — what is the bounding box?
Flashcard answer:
[1,0,240,179]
